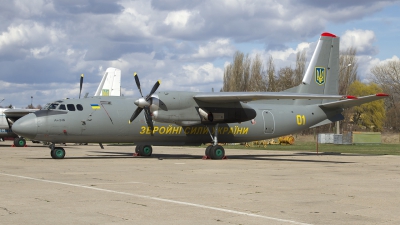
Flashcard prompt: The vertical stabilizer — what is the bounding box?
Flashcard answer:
[94,67,121,96]
[293,32,340,105]
[0,108,8,129]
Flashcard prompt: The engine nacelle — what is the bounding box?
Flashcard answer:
[148,92,257,125]
[198,108,213,122]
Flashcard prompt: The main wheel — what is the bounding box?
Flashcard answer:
[138,145,152,157]
[210,145,225,160]
[51,147,66,159]
[135,145,142,153]
[14,138,26,147]
[205,145,212,157]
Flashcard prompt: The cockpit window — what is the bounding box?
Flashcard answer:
[76,104,83,111]
[67,104,76,111]
[48,104,59,109]
[44,100,64,110]
[59,104,66,110]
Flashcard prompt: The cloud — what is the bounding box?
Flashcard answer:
[151,0,203,11]
[164,10,192,28]
[0,0,398,107]
[340,29,378,55]
[192,39,235,59]
[53,0,124,14]
[360,55,400,82]
[0,22,65,60]
[162,63,223,91]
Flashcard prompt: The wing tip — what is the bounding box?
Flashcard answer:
[376,93,389,97]
[345,95,358,99]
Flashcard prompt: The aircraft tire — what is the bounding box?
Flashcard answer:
[139,145,152,157]
[135,145,142,153]
[205,145,212,157]
[14,138,26,147]
[51,147,66,159]
[210,145,225,160]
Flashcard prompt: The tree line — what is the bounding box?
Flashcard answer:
[221,47,396,133]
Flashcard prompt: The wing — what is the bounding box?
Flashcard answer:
[4,109,38,117]
[3,108,38,127]
[319,93,389,109]
[193,92,355,103]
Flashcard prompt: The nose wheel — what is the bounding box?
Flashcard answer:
[13,137,27,147]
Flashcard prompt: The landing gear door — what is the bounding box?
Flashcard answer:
[262,110,275,134]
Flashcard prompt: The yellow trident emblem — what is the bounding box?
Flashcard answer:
[102,89,110,96]
[315,67,325,85]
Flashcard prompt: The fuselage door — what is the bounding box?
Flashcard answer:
[262,110,275,134]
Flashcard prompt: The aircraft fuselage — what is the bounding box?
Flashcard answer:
[14,94,340,145]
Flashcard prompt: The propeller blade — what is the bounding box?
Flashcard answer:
[134,72,143,97]
[129,107,143,124]
[143,106,154,135]
[146,80,161,101]
[79,74,84,99]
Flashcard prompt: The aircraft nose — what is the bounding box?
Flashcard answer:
[12,113,38,139]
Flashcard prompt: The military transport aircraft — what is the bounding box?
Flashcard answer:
[12,32,388,159]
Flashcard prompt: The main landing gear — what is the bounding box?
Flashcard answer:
[134,144,153,157]
[204,124,226,160]
[204,144,225,160]
[49,143,66,159]
[133,124,225,160]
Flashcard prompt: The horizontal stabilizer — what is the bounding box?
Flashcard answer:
[194,92,355,103]
[319,93,389,109]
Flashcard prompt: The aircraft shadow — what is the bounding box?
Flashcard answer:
[28,151,355,164]
[0,143,53,148]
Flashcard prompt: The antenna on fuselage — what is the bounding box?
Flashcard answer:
[79,74,84,99]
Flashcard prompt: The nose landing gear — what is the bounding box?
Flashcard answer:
[13,137,27,147]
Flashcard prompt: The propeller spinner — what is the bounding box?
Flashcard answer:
[129,72,161,134]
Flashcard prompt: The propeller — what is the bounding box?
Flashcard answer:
[79,74,84,99]
[129,72,161,135]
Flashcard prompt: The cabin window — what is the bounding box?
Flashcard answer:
[59,104,66,110]
[67,104,76,111]
[76,104,83,111]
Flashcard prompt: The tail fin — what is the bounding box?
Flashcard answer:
[94,67,122,96]
[292,32,339,105]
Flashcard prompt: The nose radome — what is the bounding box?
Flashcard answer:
[12,113,38,139]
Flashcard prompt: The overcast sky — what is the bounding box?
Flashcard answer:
[0,0,399,108]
